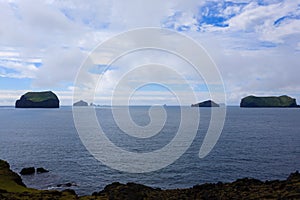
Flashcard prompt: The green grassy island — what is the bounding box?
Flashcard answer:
[1,159,300,199]
[15,91,59,108]
[240,95,299,108]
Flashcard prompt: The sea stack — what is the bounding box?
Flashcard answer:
[191,100,220,107]
[15,91,59,108]
[73,100,88,106]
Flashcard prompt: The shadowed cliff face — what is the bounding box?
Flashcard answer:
[0,160,26,190]
[240,95,298,108]
[15,91,59,108]
[1,159,300,200]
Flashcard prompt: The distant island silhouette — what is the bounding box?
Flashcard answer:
[73,100,88,106]
[191,100,220,107]
[240,95,299,108]
[15,91,59,108]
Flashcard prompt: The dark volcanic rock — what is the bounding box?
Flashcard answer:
[73,100,88,106]
[15,91,59,108]
[0,160,79,199]
[36,167,49,174]
[0,160,26,187]
[1,159,300,199]
[57,182,78,188]
[20,167,35,175]
[191,100,220,107]
[240,95,298,108]
[94,173,300,199]
[96,182,159,200]
[62,189,77,195]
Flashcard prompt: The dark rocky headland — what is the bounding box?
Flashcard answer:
[1,159,299,200]
[240,95,299,108]
[191,100,220,107]
[15,91,59,108]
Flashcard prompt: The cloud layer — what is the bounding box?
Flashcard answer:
[0,0,299,105]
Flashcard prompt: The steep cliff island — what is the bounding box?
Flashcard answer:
[1,159,299,199]
[15,91,59,108]
[240,95,299,108]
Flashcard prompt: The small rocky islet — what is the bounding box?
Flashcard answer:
[1,159,300,200]
[191,100,220,107]
[73,100,89,106]
[192,95,299,108]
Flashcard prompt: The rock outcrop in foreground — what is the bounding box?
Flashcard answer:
[1,159,300,199]
[19,167,35,175]
[15,91,59,108]
[240,95,299,108]
[191,100,220,107]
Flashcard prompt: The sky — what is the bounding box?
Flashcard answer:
[0,0,299,106]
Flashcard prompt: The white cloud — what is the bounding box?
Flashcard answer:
[211,45,300,104]
[0,51,19,57]
[0,0,85,48]
[0,0,300,106]
[259,19,300,43]
[0,89,27,106]
[52,0,112,28]
[224,0,300,43]
[296,42,300,51]
[222,5,243,17]
[0,60,38,79]
[32,47,86,87]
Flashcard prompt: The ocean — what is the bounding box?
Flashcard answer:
[0,106,299,195]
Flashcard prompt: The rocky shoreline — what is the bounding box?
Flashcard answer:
[0,159,299,200]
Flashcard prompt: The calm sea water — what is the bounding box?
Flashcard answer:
[0,106,299,195]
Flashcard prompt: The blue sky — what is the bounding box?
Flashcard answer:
[0,0,299,105]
